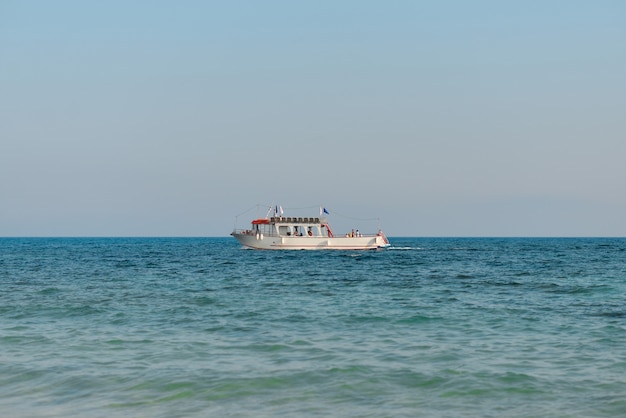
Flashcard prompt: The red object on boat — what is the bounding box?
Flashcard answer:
[251,218,270,225]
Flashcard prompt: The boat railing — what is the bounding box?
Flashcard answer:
[233,228,283,237]
[234,228,382,238]
[340,232,381,238]
[269,217,321,224]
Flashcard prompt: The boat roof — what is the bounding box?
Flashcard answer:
[253,217,325,224]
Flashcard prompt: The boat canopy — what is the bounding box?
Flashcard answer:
[269,217,321,224]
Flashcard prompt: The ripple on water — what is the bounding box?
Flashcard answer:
[1,237,625,417]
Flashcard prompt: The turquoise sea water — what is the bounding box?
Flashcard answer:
[1,237,625,417]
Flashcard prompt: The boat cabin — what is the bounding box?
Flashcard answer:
[243,217,334,238]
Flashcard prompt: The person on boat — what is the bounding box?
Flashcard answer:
[307,228,313,236]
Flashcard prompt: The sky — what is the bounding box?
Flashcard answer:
[1,0,625,237]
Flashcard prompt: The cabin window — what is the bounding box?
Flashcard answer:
[279,226,289,236]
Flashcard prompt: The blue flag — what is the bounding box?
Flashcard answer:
[323,207,330,215]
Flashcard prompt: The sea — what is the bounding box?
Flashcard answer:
[1,237,625,417]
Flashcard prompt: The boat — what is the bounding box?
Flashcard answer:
[231,207,390,250]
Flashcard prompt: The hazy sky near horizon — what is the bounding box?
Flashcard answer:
[2,1,625,237]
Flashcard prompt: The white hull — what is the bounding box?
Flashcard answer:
[232,232,389,250]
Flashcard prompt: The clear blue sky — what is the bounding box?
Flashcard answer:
[2,1,625,236]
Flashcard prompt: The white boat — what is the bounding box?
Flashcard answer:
[231,210,390,250]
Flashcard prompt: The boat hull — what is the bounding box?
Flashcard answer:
[231,232,389,250]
